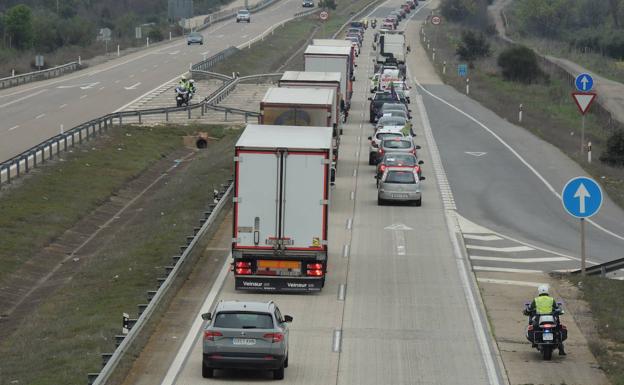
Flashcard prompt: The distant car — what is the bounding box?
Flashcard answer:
[407,0,416,9]
[236,9,251,23]
[369,91,400,122]
[380,109,409,122]
[302,0,314,7]
[378,102,410,121]
[201,300,293,379]
[187,32,203,45]
[368,127,406,164]
[402,4,411,13]
[376,153,424,186]
[378,167,424,206]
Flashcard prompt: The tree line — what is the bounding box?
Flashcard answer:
[509,0,624,59]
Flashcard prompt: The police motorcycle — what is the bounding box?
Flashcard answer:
[371,19,377,29]
[523,302,568,360]
[175,85,192,107]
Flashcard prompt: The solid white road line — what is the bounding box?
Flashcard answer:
[473,266,544,274]
[477,278,546,287]
[35,113,45,119]
[467,245,533,253]
[80,95,87,99]
[159,255,230,385]
[332,329,342,352]
[59,104,67,109]
[463,234,503,241]
[8,125,18,131]
[0,89,47,108]
[470,255,570,263]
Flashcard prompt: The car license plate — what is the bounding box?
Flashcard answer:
[232,338,256,345]
[543,332,554,341]
[392,193,408,198]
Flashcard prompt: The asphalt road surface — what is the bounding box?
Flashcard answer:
[0,0,302,162]
[151,2,504,384]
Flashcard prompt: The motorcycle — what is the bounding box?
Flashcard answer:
[175,86,192,107]
[371,19,377,29]
[523,302,568,360]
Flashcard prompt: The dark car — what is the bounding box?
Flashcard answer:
[302,0,314,7]
[369,91,405,122]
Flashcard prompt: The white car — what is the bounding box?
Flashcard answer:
[236,9,251,23]
[367,126,407,165]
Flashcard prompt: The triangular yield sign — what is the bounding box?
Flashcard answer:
[572,92,597,115]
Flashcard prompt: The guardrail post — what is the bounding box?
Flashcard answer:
[24,153,29,172]
[118,114,122,126]
[188,106,191,119]
[64,134,68,151]
[225,110,228,121]
[16,159,20,178]
[138,111,142,124]
[5,165,10,184]
[166,109,169,122]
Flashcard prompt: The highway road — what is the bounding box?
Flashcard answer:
[406,23,624,274]
[0,0,302,163]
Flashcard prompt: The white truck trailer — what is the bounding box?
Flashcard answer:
[304,45,353,109]
[232,124,333,292]
[278,71,343,126]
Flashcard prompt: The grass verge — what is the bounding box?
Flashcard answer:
[568,276,624,385]
[0,124,239,385]
[421,22,624,209]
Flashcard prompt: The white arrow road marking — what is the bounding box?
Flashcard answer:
[463,234,502,241]
[466,245,533,252]
[477,278,546,287]
[473,266,543,274]
[80,95,87,99]
[470,255,570,263]
[9,125,19,131]
[59,104,67,109]
[201,50,211,55]
[0,89,47,108]
[35,113,45,119]
[79,82,100,90]
[217,34,224,38]
[169,50,180,55]
[574,182,590,214]
[124,82,141,90]
[465,152,487,157]
[384,223,413,231]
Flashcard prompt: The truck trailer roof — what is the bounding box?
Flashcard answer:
[236,124,333,150]
[261,87,335,106]
[304,45,351,56]
[312,39,352,47]
[280,71,342,83]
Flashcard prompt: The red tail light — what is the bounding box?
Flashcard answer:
[307,263,323,270]
[379,148,384,156]
[379,165,386,173]
[542,324,554,329]
[235,261,252,275]
[414,165,420,173]
[235,261,251,268]
[264,333,284,343]
[235,268,252,275]
[527,325,534,331]
[204,331,223,341]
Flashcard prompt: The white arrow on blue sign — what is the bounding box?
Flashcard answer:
[575,73,594,92]
[562,177,603,218]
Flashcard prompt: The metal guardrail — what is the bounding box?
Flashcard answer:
[198,0,280,31]
[90,182,233,385]
[0,62,80,89]
[191,46,240,72]
[571,257,624,277]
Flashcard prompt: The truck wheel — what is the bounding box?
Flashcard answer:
[284,355,289,368]
[273,364,285,380]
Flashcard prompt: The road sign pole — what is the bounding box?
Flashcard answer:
[580,218,586,276]
[581,115,585,155]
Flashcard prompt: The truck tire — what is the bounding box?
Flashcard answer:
[273,364,285,380]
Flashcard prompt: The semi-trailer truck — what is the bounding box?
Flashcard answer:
[304,45,353,109]
[278,71,343,125]
[232,124,333,291]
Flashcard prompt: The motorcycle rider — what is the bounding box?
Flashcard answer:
[525,284,566,355]
[179,75,190,90]
[188,79,197,97]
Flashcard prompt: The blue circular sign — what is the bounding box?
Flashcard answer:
[562,177,603,218]
[575,73,594,92]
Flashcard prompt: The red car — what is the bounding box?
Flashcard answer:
[376,152,423,186]
[402,4,411,13]
[406,0,416,9]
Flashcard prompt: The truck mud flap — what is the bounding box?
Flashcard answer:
[235,276,324,292]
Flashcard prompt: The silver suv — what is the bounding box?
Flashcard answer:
[236,9,251,23]
[201,300,292,379]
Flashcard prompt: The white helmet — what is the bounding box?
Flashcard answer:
[181,75,187,81]
[189,79,195,84]
[538,284,550,296]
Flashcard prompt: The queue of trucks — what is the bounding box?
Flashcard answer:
[232,19,404,292]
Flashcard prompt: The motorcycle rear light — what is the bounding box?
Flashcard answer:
[263,333,284,343]
[542,324,554,329]
[204,331,223,341]
[235,268,252,275]
[307,263,323,270]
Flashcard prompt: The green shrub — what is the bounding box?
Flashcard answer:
[318,0,337,10]
[497,45,542,83]
[147,28,163,42]
[456,30,490,63]
[600,130,624,167]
